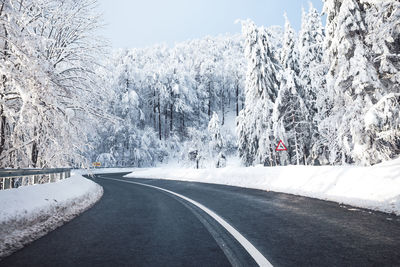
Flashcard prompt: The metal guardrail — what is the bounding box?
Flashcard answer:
[0,168,71,190]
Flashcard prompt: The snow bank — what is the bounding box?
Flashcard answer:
[125,159,400,215]
[76,168,138,176]
[0,172,103,259]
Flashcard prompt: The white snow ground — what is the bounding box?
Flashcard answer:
[125,158,400,215]
[0,171,103,259]
[82,168,138,175]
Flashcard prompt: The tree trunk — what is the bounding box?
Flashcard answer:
[31,141,39,167]
[170,103,173,132]
[157,95,161,140]
[270,144,274,167]
[0,76,6,158]
[153,89,156,129]
[0,110,5,157]
[221,84,225,125]
[208,81,211,118]
[236,82,239,117]
[164,107,168,138]
[0,19,8,159]
[293,114,300,165]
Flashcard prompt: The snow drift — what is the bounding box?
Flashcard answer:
[0,173,103,259]
[125,159,400,215]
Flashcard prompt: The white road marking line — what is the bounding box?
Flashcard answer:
[97,176,273,267]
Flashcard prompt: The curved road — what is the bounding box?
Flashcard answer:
[1,172,400,266]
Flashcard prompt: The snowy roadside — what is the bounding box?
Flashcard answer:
[125,159,400,215]
[0,172,103,259]
[78,168,138,175]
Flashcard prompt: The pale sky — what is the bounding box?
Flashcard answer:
[97,0,324,49]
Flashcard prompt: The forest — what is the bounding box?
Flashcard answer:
[0,0,399,168]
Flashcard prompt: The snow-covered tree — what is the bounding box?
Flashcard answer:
[0,0,107,168]
[182,127,209,168]
[361,1,400,164]
[298,3,327,164]
[208,112,226,167]
[364,1,400,94]
[96,153,116,168]
[322,0,382,165]
[274,16,310,165]
[237,20,280,166]
[364,93,400,163]
[91,50,167,168]
[90,33,251,167]
[208,112,223,153]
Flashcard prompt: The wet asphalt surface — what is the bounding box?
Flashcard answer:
[1,172,399,267]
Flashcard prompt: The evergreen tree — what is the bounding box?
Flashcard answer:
[208,112,226,168]
[274,16,310,165]
[237,20,280,166]
[322,0,382,165]
[364,1,400,94]
[362,1,400,164]
[365,93,400,163]
[298,3,328,164]
[208,112,224,154]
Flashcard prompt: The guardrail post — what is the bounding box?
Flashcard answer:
[14,177,21,188]
[4,178,10,189]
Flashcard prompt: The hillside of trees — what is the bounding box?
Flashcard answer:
[0,0,399,168]
[90,29,286,168]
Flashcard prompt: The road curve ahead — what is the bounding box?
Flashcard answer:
[1,172,400,267]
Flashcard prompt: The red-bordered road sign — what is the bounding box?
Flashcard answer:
[275,140,287,151]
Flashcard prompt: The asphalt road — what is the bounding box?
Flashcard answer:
[1,172,400,267]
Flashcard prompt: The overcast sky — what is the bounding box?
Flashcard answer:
[97,0,324,49]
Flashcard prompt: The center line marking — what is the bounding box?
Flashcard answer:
[97,176,273,267]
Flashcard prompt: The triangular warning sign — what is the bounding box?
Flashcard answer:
[275,140,287,151]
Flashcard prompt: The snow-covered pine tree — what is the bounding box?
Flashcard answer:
[298,3,328,164]
[94,50,166,168]
[183,127,209,168]
[322,0,382,165]
[208,112,226,167]
[208,112,223,153]
[364,1,400,94]
[364,93,400,163]
[362,1,400,164]
[273,16,310,165]
[237,20,280,166]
